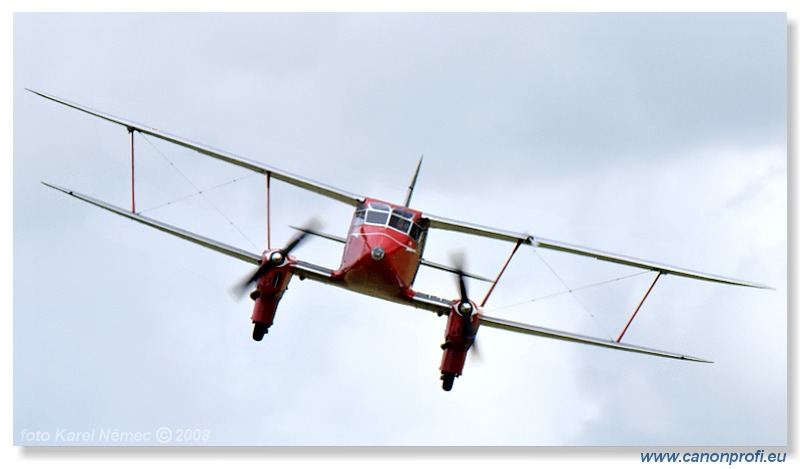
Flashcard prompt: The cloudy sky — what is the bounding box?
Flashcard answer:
[13,12,786,447]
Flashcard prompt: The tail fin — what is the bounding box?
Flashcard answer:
[403,155,424,207]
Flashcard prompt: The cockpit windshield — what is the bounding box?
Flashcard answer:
[355,203,425,242]
[365,203,390,225]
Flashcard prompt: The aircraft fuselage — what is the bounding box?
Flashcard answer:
[332,197,429,302]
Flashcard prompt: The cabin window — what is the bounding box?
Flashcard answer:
[409,223,423,242]
[353,208,366,226]
[389,214,411,233]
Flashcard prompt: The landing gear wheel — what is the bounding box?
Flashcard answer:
[252,322,268,341]
[441,372,456,392]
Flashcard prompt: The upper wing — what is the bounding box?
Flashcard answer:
[423,212,769,289]
[29,89,364,206]
[530,237,770,289]
[426,212,532,244]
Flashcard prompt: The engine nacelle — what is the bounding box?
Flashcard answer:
[439,301,480,391]
[250,253,294,341]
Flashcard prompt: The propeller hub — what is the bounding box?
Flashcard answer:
[458,301,473,316]
[269,250,285,265]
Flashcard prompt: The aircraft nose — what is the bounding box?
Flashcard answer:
[370,245,385,261]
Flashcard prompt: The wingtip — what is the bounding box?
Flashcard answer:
[735,280,774,290]
[26,88,47,98]
[26,88,70,106]
[684,355,714,364]
[41,181,72,195]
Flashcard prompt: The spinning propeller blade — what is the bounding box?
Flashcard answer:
[232,219,321,297]
[451,251,476,343]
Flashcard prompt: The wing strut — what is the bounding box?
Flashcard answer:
[480,238,523,307]
[266,173,271,250]
[616,271,662,342]
[129,127,135,213]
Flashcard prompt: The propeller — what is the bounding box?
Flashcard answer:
[232,219,321,298]
[451,251,477,347]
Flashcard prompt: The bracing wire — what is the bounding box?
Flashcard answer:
[488,270,649,313]
[137,173,258,215]
[139,133,261,251]
[504,250,650,341]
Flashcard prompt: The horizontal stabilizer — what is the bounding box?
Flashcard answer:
[290,224,492,282]
[289,225,346,244]
[293,260,337,285]
[419,258,493,282]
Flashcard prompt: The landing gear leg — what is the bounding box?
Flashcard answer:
[441,371,456,392]
[252,322,268,341]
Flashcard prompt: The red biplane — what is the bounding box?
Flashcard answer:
[30,89,769,391]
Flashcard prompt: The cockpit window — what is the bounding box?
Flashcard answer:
[360,204,425,242]
[368,202,392,211]
[392,209,414,220]
[389,214,412,233]
[366,210,389,225]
